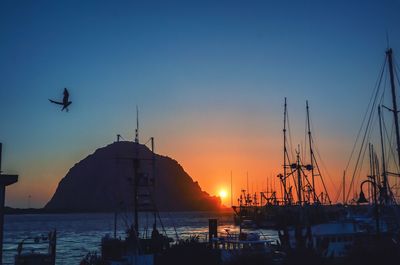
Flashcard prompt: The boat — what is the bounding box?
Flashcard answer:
[14,230,57,265]
[79,126,222,265]
[79,115,283,265]
[233,98,345,229]
[80,136,174,265]
[208,219,284,265]
[279,208,390,257]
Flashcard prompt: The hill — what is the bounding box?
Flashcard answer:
[45,141,221,212]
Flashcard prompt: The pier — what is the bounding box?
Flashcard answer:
[0,143,18,264]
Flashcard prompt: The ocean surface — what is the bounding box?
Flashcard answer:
[4,211,278,265]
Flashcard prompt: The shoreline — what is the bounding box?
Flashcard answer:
[4,206,233,215]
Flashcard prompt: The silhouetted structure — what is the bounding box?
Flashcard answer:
[0,143,18,264]
[45,141,221,212]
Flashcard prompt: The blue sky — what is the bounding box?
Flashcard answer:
[1,0,400,207]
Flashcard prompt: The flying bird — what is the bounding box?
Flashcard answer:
[49,88,72,112]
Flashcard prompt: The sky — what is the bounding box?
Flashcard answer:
[1,0,400,208]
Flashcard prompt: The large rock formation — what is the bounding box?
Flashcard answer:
[45,142,221,212]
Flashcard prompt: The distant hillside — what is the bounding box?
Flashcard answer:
[45,142,221,212]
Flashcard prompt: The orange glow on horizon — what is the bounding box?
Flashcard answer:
[160,129,351,206]
[6,114,355,208]
[219,189,227,199]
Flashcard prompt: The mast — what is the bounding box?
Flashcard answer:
[283,98,288,204]
[296,151,302,204]
[151,137,156,229]
[369,144,380,233]
[343,171,346,204]
[135,106,139,143]
[230,171,233,207]
[369,143,373,204]
[133,106,140,234]
[133,155,139,235]
[378,106,388,203]
[246,171,249,205]
[306,101,317,203]
[387,48,400,172]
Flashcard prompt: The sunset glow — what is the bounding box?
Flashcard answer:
[219,189,228,199]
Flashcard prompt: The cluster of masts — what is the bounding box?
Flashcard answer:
[115,49,400,210]
[237,190,259,206]
[280,99,332,206]
[237,48,400,208]
[113,106,162,237]
[236,98,331,207]
[350,48,400,206]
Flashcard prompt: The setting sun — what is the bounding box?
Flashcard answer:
[219,189,228,199]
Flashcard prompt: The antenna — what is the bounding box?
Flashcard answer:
[135,106,139,143]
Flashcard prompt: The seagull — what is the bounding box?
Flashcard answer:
[49,88,72,112]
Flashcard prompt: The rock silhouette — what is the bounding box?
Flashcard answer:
[45,141,221,212]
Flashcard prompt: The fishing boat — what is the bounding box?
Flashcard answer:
[208,219,284,264]
[79,135,174,265]
[233,98,345,229]
[279,208,390,257]
[14,230,57,265]
[216,233,282,264]
[79,119,222,265]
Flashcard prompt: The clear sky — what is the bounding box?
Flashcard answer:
[1,0,400,208]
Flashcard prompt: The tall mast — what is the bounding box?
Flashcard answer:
[133,156,139,234]
[296,151,302,204]
[151,137,156,228]
[230,171,233,207]
[387,48,400,171]
[283,98,288,204]
[246,172,249,194]
[306,101,317,203]
[133,106,140,234]
[343,171,346,204]
[246,172,249,205]
[378,106,388,203]
[135,106,139,143]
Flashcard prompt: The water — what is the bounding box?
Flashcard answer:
[4,212,278,265]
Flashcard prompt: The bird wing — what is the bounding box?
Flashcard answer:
[49,99,64,105]
[61,101,72,111]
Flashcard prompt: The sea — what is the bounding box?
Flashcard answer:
[4,211,278,265]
